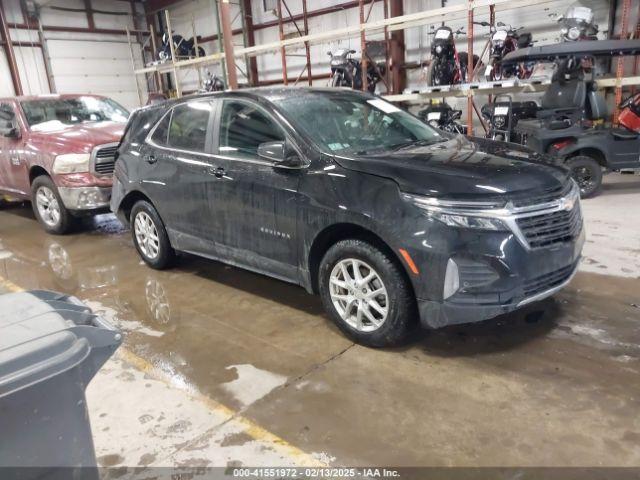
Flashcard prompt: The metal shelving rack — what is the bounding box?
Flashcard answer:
[130,0,640,133]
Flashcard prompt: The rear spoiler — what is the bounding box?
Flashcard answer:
[502,39,640,65]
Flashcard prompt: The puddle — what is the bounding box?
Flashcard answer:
[221,364,287,409]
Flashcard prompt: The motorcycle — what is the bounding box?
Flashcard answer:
[199,70,225,93]
[426,26,480,86]
[481,97,539,143]
[474,21,534,81]
[418,101,467,134]
[554,3,599,42]
[327,48,384,93]
[158,32,205,62]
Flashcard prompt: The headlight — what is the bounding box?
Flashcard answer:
[568,27,580,40]
[52,153,91,174]
[435,45,443,54]
[404,193,508,231]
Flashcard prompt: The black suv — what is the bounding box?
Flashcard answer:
[111,88,584,347]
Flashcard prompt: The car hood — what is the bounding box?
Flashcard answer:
[28,121,125,155]
[333,135,569,200]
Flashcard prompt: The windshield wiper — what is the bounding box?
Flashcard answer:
[390,138,443,151]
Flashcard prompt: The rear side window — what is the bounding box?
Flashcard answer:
[218,100,284,158]
[151,111,171,145]
[167,102,212,151]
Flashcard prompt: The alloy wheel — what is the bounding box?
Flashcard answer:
[35,186,61,228]
[329,258,389,332]
[573,166,595,195]
[134,211,160,260]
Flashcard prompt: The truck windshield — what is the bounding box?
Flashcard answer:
[21,97,129,130]
[276,91,443,156]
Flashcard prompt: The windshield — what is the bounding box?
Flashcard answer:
[21,96,129,130]
[276,91,444,156]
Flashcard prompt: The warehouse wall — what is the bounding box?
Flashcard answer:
[157,0,621,92]
[0,0,147,110]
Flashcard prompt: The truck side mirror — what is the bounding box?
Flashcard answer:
[0,124,20,139]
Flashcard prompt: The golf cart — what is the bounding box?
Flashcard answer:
[503,39,640,198]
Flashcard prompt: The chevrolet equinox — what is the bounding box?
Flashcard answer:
[111,88,584,347]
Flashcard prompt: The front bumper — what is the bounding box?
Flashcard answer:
[58,186,111,212]
[405,218,585,329]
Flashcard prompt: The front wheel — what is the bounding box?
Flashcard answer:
[31,176,75,234]
[319,239,417,347]
[566,155,603,198]
[131,200,175,269]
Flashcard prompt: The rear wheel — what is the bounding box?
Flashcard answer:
[31,176,75,234]
[319,239,417,347]
[566,155,603,198]
[131,200,175,269]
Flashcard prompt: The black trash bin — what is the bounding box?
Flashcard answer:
[0,290,122,478]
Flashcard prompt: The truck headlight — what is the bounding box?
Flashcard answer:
[404,193,508,231]
[52,153,91,174]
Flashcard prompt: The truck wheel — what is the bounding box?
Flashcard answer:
[566,155,602,198]
[318,239,417,348]
[31,176,75,234]
[131,200,174,269]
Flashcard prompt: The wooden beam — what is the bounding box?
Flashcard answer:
[219,0,238,89]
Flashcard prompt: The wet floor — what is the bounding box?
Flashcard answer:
[1,196,639,467]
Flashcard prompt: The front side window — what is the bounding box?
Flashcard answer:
[167,102,213,151]
[276,91,443,156]
[218,100,285,158]
[20,96,129,130]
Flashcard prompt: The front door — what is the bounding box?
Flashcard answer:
[207,98,301,281]
[0,102,28,196]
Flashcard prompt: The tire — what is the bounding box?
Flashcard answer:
[31,176,75,234]
[330,73,344,88]
[130,200,174,269]
[318,239,417,347]
[566,155,603,199]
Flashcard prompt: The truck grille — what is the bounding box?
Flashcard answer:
[93,145,118,175]
[524,263,576,297]
[516,203,582,249]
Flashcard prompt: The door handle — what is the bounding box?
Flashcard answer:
[145,154,157,164]
[208,166,225,178]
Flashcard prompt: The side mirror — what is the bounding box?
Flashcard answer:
[258,141,302,168]
[0,125,20,139]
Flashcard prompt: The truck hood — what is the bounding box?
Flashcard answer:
[333,135,570,200]
[28,121,125,155]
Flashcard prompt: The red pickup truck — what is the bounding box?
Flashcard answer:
[0,94,128,234]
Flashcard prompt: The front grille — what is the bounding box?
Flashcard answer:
[93,145,118,175]
[516,203,582,249]
[524,263,575,297]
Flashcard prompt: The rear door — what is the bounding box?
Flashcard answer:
[141,100,217,248]
[206,98,302,281]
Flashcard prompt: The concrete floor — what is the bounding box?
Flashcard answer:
[1,174,639,472]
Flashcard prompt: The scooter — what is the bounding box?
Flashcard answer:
[327,48,384,93]
[426,26,480,86]
[504,39,640,198]
[158,32,205,62]
[418,101,467,134]
[474,21,534,81]
[199,70,225,92]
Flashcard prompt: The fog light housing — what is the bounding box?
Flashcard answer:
[443,258,460,300]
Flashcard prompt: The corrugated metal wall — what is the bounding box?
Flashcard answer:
[1,0,147,110]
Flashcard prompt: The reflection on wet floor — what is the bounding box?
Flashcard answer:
[1,204,640,466]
